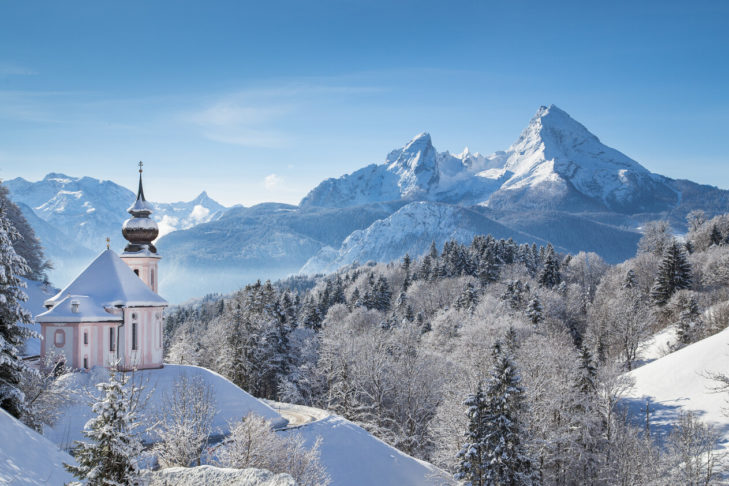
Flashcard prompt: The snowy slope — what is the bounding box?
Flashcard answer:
[281,414,453,486]
[0,408,76,485]
[45,364,286,450]
[625,327,729,447]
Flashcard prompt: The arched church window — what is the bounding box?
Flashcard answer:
[54,329,65,348]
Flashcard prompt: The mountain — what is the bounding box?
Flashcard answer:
[5,173,227,286]
[486,105,679,213]
[12,105,729,302]
[301,201,547,274]
[301,105,682,214]
[295,105,729,275]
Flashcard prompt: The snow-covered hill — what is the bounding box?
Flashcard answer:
[625,327,729,449]
[0,409,76,485]
[43,364,449,486]
[46,364,285,450]
[282,414,452,485]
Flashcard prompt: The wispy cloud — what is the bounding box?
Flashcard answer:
[263,173,283,190]
[0,63,37,77]
[184,81,382,148]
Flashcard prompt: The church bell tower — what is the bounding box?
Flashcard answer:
[120,162,161,292]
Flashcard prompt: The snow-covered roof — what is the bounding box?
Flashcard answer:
[36,295,123,323]
[43,249,167,312]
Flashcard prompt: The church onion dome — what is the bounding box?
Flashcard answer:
[122,162,159,253]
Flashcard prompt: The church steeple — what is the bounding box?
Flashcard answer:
[122,162,159,253]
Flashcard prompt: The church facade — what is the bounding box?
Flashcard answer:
[36,165,168,371]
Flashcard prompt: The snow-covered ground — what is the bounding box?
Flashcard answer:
[279,410,454,485]
[45,364,286,450]
[634,324,678,368]
[0,409,76,485]
[625,327,729,449]
[139,465,296,486]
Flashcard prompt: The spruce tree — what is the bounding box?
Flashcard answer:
[525,297,543,325]
[538,244,561,289]
[710,224,723,246]
[650,240,692,306]
[65,368,143,485]
[456,282,478,313]
[481,343,536,485]
[456,384,488,486]
[456,343,536,485]
[0,206,36,419]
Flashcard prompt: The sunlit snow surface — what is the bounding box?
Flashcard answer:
[625,327,729,450]
[0,408,76,485]
[45,364,285,451]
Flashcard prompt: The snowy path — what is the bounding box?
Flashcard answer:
[262,400,330,428]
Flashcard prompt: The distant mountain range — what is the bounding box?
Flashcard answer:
[9,105,729,302]
[4,173,227,290]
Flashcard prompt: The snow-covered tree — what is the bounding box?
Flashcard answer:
[152,374,216,468]
[19,351,74,432]
[651,239,692,306]
[217,413,330,486]
[538,244,561,289]
[455,384,488,485]
[525,297,543,325]
[0,205,36,419]
[65,368,144,485]
[457,342,535,485]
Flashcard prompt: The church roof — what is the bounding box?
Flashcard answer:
[42,249,168,312]
[36,295,123,323]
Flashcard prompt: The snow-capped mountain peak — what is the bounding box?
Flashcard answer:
[386,132,439,198]
[484,104,678,212]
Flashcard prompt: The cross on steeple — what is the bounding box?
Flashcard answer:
[138,161,143,173]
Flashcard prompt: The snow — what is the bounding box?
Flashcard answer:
[281,414,453,485]
[625,326,729,449]
[139,465,296,486]
[0,408,76,485]
[634,325,678,367]
[41,249,167,310]
[44,364,286,450]
[35,294,123,323]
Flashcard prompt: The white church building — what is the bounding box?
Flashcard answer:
[36,164,168,371]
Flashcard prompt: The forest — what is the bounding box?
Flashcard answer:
[161,210,729,484]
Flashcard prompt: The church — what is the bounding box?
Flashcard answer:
[36,164,168,371]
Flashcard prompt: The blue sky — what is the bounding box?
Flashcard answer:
[1,0,727,206]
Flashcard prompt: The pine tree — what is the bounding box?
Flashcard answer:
[481,343,536,485]
[402,253,411,274]
[676,294,701,345]
[650,240,692,306]
[0,206,36,419]
[456,282,478,313]
[525,297,543,325]
[456,384,488,486]
[456,343,536,485]
[710,224,723,246]
[65,368,143,485]
[538,244,561,289]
